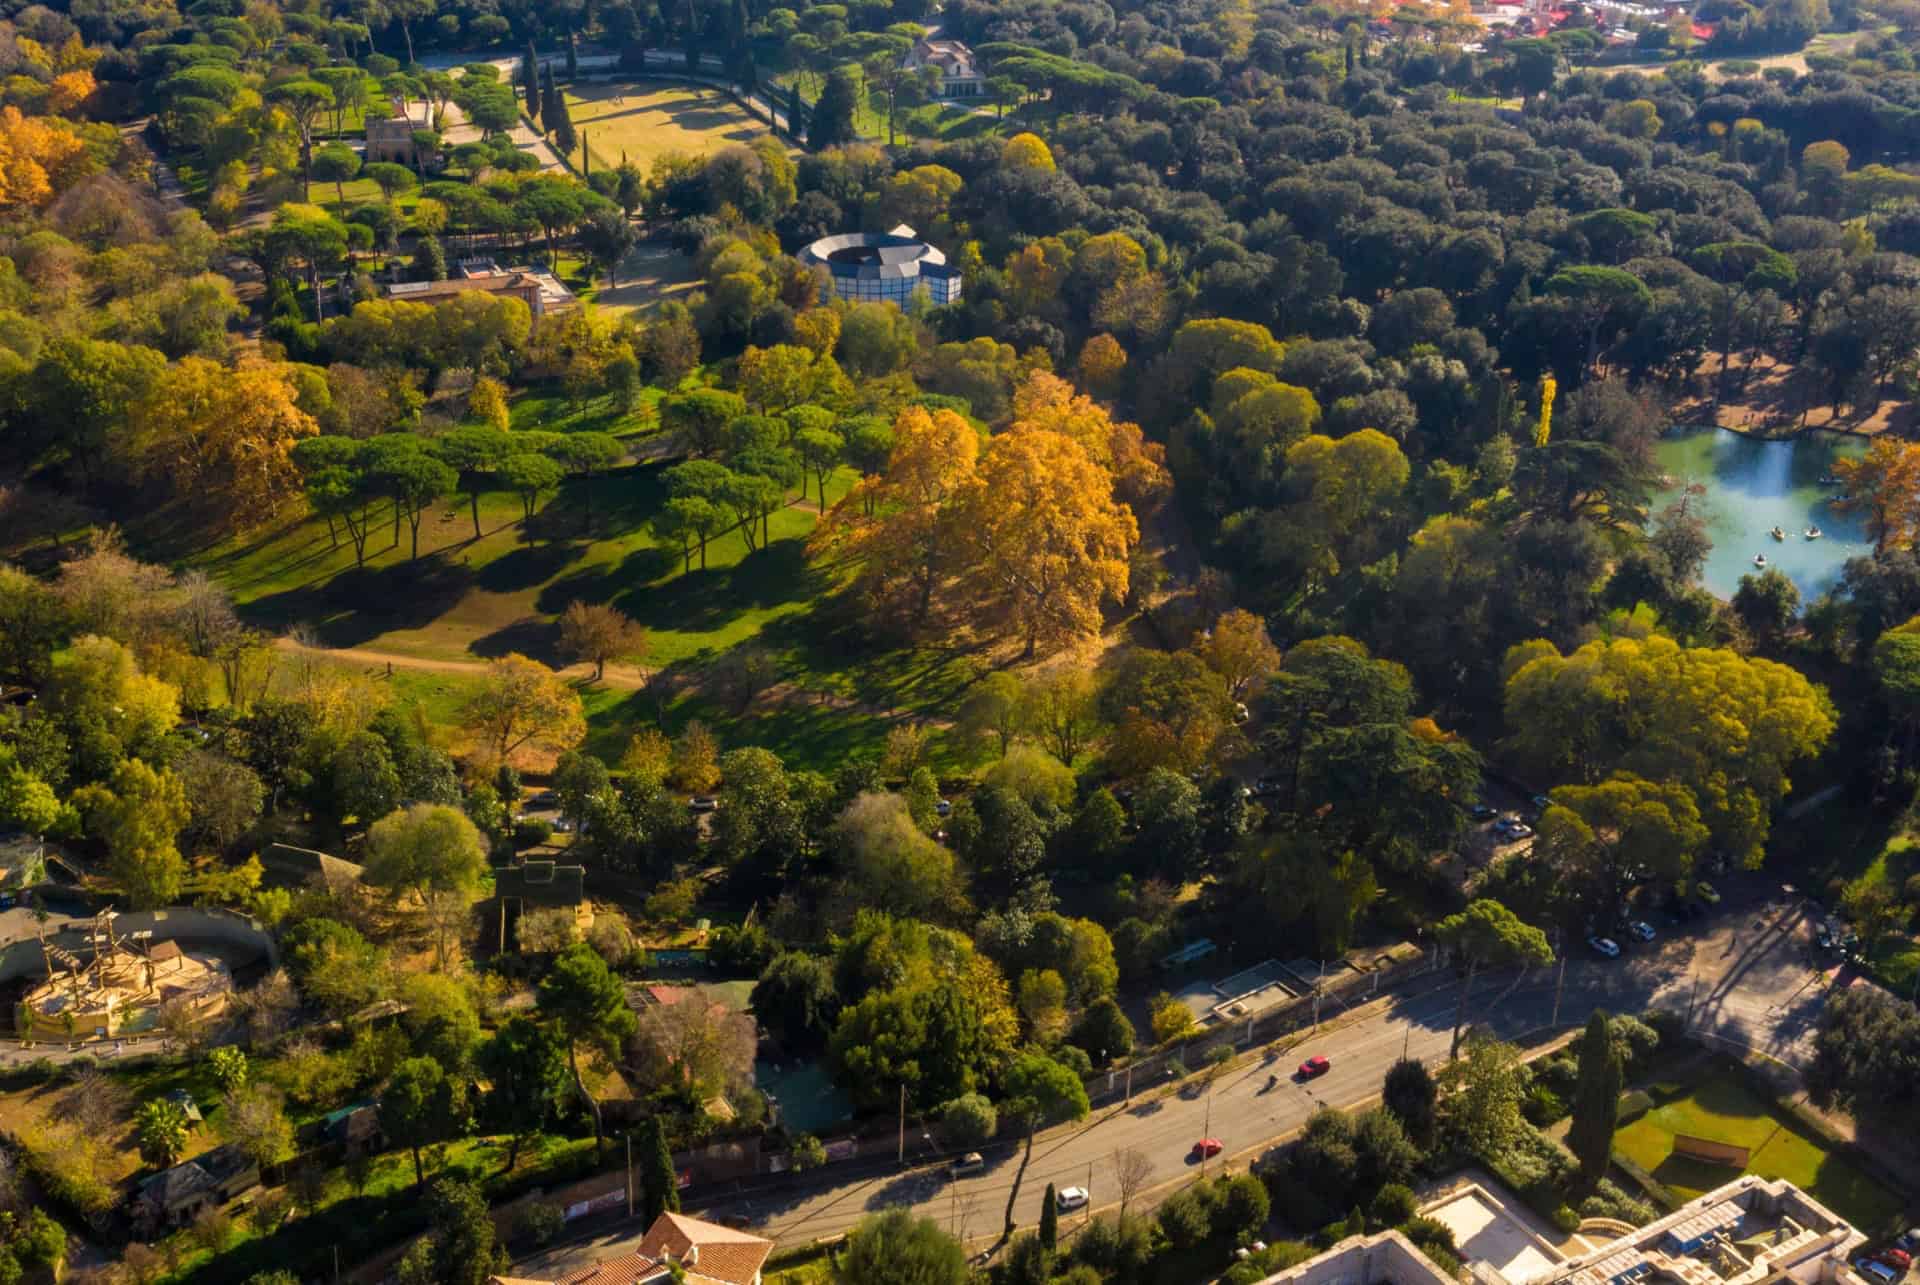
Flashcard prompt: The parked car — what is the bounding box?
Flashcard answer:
[1233,702,1251,725]
[1469,804,1496,820]
[1297,1055,1331,1079]
[1695,881,1722,906]
[952,1152,984,1177]
[935,798,951,817]
[1858,1260,1900,1285]
[1056,1186,1090,1211]
[1628,921,1656,943]
[1588,936,1622,959]
[1191,1138,1223,1160]
[1531,794,1552,811]
[1252,778,1281,797]
[1895,1230,1920,1254]
[1877,1249,1912,1271]
[1495,821,1534,841]
[688,796,719,813]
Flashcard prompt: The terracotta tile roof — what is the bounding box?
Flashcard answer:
[636,1213,774,1285]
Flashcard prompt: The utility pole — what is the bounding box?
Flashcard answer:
[897,1082,906,1165]
[1124,1062,1133,1103]
[1086,1160,1094,1224]
[1403,1020,1412,1062]
[626,1133,634,1218]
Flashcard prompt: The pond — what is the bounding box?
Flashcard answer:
[1653,426,1871,603]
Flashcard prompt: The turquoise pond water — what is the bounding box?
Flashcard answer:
[1653,426,1871,602]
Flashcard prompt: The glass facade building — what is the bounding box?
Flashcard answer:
[799,227,963,307]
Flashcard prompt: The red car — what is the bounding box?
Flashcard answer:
[1880,1250,1913,1271]
[1298,1055,1331,1079]
[1192,1138,1223,1160]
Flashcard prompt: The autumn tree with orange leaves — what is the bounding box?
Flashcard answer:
[958,418,1139,658]
[0,106,90,208]
[1834,438,1920,553]
[1009,371,1172,511]
[810,405,980,635]
[815,374,1144,655]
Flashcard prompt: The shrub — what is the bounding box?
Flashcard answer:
[513,818,554,847]
[1580,1180,1656,1225]
[1523,1084,1567,1127]
[1616,1089,1654,1125]
[515,1202,565,1246]
[1611,1014,1660,1070]
[939,1093,997,1148]
[1400,1215,1457,1257]
[1157,1185,1218,1250]
[1532,1055,1577,1097]
[1072,1214,1155,1279]
[1215,1173,1270,1241]
[710,922,775,973]
[1371,1183,1418,1227]
[1265,1164,1336,1233]
[1550,1204,1582,1233]
[1643,1009,1684,1048]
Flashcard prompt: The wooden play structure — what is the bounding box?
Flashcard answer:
[15,910,233,1042]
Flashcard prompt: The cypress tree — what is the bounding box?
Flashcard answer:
[541,65,562,137]
[1039,1184,1058,1250]
[552,89,577,159]
[524,41,541,121]
[807,68,858,150]
[639,1117,680,1223]
[566,31,579,78]
[1567,1011,1624,1193]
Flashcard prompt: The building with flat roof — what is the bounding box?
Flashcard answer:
[1543,1179,1867,1285]
[798,225,961,307]
[1255,1230,1457,1285]
[1260,1179,1871,1285]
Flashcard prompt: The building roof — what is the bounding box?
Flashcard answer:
[799,230,957,281]
[495,860,587,908]
[637,1213,774,1285]
[385,272,543,303]
[139,1144,256,1207]
[260,842,364,894]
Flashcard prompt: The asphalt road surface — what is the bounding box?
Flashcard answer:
[512,889,1839,1277]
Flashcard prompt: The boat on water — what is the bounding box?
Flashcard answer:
[1754,554,1769,567]
[1806,526,1823,540]
[1770,526,1786,540]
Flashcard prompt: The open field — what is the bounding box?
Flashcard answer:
[1613,1071,1904,1230]
[564,81,777,173]
[201,447,981,774]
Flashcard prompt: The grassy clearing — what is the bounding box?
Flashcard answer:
[202,446,980,774]
[1613,1071,1903,1230]
[566,81,777,172]
[170,1132,599,1284]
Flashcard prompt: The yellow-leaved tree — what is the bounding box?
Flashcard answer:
[957,426,1137,657]
[811,405,980,636]
[129,358,319,533]
[1503,633,1835,866]
[0,106,90,208]
[461,654,586,768]
[1009,370,1171,511]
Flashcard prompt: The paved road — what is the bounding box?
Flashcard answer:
[513,887,1838,1277]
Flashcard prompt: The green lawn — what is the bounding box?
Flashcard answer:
[564,80,780,173]
[1613,1072,1904,1230]
[169,1132,598,1284]
[199,437,980,774]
